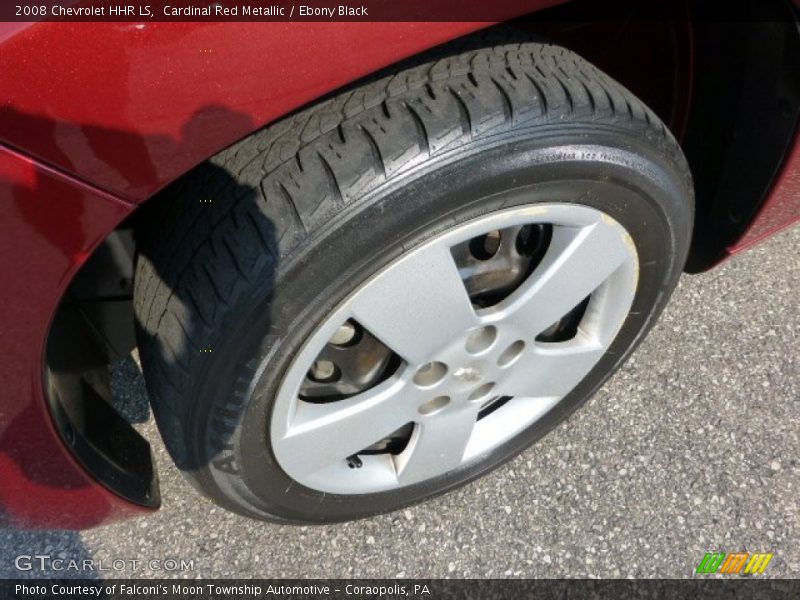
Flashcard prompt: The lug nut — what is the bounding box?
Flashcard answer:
[309,359,337,381]
[413,361,448,388]
[418,395,451,416]
[329,321,357,346]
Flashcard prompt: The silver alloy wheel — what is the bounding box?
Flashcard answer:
[271,203,639,494]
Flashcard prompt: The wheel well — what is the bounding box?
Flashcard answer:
[49,0,800,409]
[530,0,800,271]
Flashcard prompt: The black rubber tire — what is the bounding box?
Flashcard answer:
[134,34,693,523]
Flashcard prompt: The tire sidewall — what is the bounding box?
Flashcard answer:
[190,127,691,522]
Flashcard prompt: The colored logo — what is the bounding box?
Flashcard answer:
[696,552,774,575]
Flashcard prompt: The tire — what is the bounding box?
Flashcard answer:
[134,36,693,523]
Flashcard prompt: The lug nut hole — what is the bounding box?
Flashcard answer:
[497,340,525,368]
[469,230,502,260]
[465,325,497,355]
[468,382,496,402]
[413,361,448,388]
[418,396,451,416]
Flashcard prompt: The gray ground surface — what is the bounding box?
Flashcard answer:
[2,226,798,579]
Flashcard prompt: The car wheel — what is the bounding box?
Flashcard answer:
[134,38,693,522]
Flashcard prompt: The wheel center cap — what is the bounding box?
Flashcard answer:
[453,365,483,383]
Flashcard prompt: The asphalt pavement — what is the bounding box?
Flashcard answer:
[2,225,798,579]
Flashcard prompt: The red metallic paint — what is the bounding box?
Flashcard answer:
[0,15,797,529]
[726,133,800,255]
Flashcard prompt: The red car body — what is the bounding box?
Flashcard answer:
[1,4,798,529]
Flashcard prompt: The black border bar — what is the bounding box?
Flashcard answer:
[4,0,800,22]
[3,579,800,600]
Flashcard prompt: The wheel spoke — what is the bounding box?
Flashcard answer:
[271,204,640,495]
[348,243,478,365]
[395,408,477,485]
[500,222,630,336]
[277,378,415,477]
[500,336,606,399]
